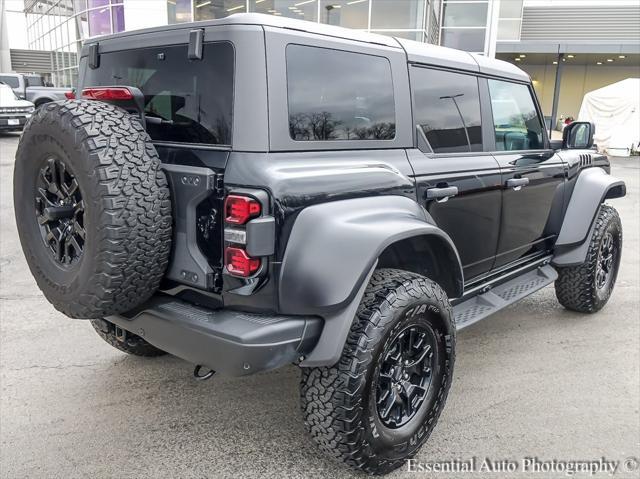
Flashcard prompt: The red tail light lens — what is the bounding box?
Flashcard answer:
[225,247,261,277]
[224,195,261,225]
[81,87,133,101]
[64,91,76,100]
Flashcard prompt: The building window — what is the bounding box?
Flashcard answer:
[320,1,368,29]
[249,1,318,22]
[168,0,193,23]
[195,0,246,21]
[371,0,425,30]
[286,44,396,141]
[442,1,487,27]
[496,0,522,41]
[411,66,483,153]
[440,0,488,53]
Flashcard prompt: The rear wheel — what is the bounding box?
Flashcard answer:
[300,269,455,474]
[555,205,622,313]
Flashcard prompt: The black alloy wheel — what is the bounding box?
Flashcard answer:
[35,157,85,266]
[376,325,436,429]
[595,231,616,291]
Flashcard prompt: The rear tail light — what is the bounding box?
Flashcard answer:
[81,87,133,101]
[64,91,76,100]
[224,195,261,225]
[225,246,260,277]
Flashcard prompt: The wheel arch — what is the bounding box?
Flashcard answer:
[279,195,463,367]
[553,167,625,266]
[34,97,54,107]
[378,235,463,299]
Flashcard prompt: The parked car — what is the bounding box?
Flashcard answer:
[0,72,74,107]
[0,83,34,131]
[13,14,626,475]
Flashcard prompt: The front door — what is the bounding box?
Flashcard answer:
[486,78,566,268]
[408,66,502,281]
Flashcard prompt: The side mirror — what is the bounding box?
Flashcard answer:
[563,121,595,150]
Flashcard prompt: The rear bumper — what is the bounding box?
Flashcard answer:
[106,295,322,376]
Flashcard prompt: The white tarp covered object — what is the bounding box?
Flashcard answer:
[578,78,640,155]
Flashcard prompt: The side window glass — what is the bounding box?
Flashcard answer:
[488,79,544,151]
[410,67,483,153]
[286,44,396,141]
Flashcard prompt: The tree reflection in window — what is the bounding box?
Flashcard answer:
[287,45,396,141]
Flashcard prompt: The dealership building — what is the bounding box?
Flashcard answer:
[1,0,639,121]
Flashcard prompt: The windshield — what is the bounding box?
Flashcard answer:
[82,42,234,145]
[0,84,19,102]
[0,75,19,89]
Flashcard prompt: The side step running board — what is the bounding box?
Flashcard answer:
[453,265,558,330]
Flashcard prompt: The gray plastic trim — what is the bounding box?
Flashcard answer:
[555,167,626,247]
[161,164,218,289]
[106,295,321,376]
[246,217,276,257]
[280,195,463,367]
[553,167,626,267]
[300,263,376,367]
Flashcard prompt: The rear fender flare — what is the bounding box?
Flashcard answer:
[278,195,463,367]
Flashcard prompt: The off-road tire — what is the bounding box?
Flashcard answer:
[300,269,455,475]
[555,205,622,313]
[90,319,166,357]
[14,100,172,318]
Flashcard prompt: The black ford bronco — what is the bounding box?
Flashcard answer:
[14,13,626,475]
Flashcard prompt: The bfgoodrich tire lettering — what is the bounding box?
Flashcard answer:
[555,205,622,313]
[13,100,172,318]
[300,269,455,475]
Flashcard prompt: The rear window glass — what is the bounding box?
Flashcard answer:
[286,44,396,141]
[0,76,20,88]
[82,42,234,145]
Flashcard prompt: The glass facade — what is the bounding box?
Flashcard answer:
[23,0,443,88]
[166,1,439,42]
[24,0,126,87]
[496,0,523,41]
[440,0,489,53]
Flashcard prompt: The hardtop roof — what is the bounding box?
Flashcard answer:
[84,13,528,82]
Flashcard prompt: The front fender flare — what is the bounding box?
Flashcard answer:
[553,167,625,266]
[278,195,463,367]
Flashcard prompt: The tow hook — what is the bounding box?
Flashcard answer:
[193,365,216,381]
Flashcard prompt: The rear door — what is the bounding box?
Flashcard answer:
[486,78,566,268]
[407,66,502,281]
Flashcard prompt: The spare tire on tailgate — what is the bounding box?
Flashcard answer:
[14,100,172,318]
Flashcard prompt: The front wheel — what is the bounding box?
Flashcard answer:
[300,269,455,474]
[555,205,622,313]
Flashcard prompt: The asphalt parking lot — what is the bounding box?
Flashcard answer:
[1,131,638,478]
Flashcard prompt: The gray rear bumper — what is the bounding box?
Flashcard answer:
[106,295,322,376]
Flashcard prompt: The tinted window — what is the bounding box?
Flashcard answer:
[488,79,544,151]
[411,67,483,153]
[286,45,395,141]
[82,43,234,145]
[0,76,19,88]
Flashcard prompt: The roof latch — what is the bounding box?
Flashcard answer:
[188,29,204,61]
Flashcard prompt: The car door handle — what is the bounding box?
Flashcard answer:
[506,178,530,190]
[426,186,459,203]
